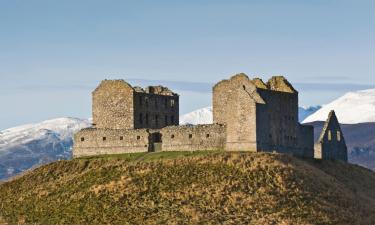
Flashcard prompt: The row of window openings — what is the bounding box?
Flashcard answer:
[170,134,210,139]
[327,130,341,141]
[81,133,211,142]
[269,134,297,141]
[139,96,176,108]
[284,115,295,121]
[139,114,175,126]
[80,136,141,142]
[268,115,295,121]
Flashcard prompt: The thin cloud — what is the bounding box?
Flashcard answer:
[3,78,375,94]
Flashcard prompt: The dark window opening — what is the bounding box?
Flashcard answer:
[139,113,143,124]
[164,98,168,108]
[171,115,175,124]
[139,96,143,106]
[155,115,159,126]
[137,136,141,140]
[81,137,85,142]
[120,136,123,140]
[146,114,149,125]
[170,99,175,108]
[206,134,210,138]
[103,137,107,141]
[165,115,168,125]
[189,134,193,139]
[145,97,149,106]
[243,85,246,90]
[171,134,175,139]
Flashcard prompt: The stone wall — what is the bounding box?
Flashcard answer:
[160,124,226,151]
[297,124,314,158]
[133,91,179,129]
[213,74,265,151]
[314,111,348,161]
[92,80,135,129]
[73,128,150,157]
[256,87,299,153]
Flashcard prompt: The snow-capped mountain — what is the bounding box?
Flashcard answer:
[299,106,321,122]
[303,89,375,124]
[180,107,213,125]
[180,106,320,125]
[0,118,91,180]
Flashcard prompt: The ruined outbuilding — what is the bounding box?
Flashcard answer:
[314,110,348,162]
[73,73,347,161]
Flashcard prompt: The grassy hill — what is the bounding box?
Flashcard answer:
[0,151,375,225]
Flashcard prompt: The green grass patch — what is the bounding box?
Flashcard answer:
[75,150,224,163]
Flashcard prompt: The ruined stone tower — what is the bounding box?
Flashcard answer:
[213,73,314,157]
[92,80,179,130]
[314,110,348,161]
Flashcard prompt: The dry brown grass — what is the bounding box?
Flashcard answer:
[0,151,374,225]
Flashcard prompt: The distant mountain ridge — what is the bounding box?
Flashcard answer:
[304,88,375,124]
[0,118,91,180]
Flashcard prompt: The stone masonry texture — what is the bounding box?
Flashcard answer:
[314,110,348,161]
[73,73,347,161]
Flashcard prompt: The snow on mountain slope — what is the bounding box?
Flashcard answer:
[180,106,320,125]
[0,118,91,180]
[0,118,91,150]
[303,89,375,124]
[180,107,213,125]
[299,106,321,122]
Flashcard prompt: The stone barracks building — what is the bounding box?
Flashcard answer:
[73,73,348,161]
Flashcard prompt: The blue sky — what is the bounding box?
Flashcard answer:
[1,0,375,129]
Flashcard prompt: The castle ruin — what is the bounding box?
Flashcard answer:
[73,73,347,161]
[314,110,348,161]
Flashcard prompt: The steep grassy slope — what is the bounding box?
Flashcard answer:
[0,151,375,225]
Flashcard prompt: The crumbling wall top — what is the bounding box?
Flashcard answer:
[213,73,267,104]
[252,78,267,89]
[93,79,133,94]
[93,79,178,96]
[266,76,297,93]
[213,73,249,90]
[144,86,178,96]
